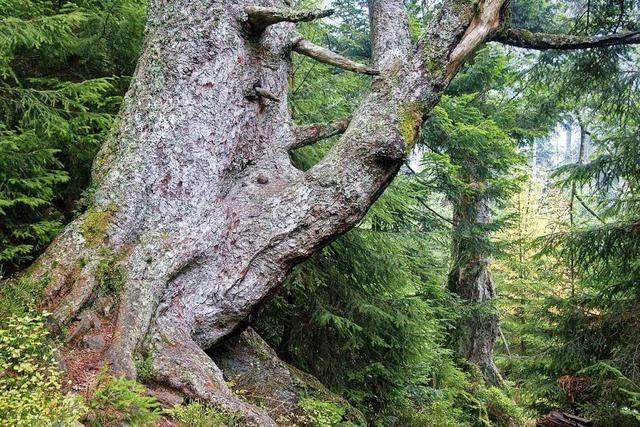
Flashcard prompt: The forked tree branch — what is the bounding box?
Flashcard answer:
[245,6,334,32]
[290,117,351,150]
[292,37,380,75]
[493,28,640,50]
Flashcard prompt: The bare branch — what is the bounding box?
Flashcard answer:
[445,0,505,79]
[493,28,640,50]
[575,193,606,224]
[292,38,379,75]
[254,87,280,102]
[245,6,333,32]
[290,117,351,150]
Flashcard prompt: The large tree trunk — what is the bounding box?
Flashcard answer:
[24,0,506,423]
[448,194,503,386]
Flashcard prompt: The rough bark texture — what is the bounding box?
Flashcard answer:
[245,6,334,33]
[211,327,366,425]
[25,0,509,423]
[291,117,351,150]
[448,194,503,386]
[293,38,379,75]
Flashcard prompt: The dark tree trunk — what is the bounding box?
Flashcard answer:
[24,0,507,423]
[448,194,503,386]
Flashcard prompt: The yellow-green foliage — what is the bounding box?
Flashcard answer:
[86,368,161,427]
[168,401,242,427]
[388,362,528,427]
[135,353,154,383]
[298,397,358,427]
[0,313,86,426]
[81,204,117,247]
[0,311,163,426]
[0,277,48,322]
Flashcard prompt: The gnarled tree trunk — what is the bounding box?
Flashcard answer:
[448,194,503,386]
[24,0,508,423]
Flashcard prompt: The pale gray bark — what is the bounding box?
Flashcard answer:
[27,0,509,423]
[448,195,503,386]
[494,28,640,50]
[291,117,351,150]
[245,6,334,32]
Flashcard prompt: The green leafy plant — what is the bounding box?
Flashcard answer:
[0,312,86,426]
[86,368,161,427]
[168,401,242,427]
[299,397,357,427]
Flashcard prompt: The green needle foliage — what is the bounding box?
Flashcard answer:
[0,0,145,276]
[259,8,534,426]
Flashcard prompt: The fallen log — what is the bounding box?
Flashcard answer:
[536,411,593,427]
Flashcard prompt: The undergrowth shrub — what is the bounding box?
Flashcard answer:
[386,362,527,427]
[168,400,242,427]
[298,397,358,427]
[0,310,162,427]
[0,313,86,426]
[572,362,640,426]
[86,368,161,427]
[0,276,49,323]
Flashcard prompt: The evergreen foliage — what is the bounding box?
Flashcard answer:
[259,9,532,426]
[0,0,145,276]
[495,1,640,423]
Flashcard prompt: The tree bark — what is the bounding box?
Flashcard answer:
[211,327,367,425]
[448,194,503,386]
[24,0,508,423]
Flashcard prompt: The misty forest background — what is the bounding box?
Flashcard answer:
[1,0,639,426]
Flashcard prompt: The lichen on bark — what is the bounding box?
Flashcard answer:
[398,101,425,154]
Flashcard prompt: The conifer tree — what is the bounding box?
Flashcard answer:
[0,0,145,275]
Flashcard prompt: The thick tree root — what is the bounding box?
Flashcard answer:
[212,328,366,426]
[26,224,101,329]
[476,359,503,388]
[146,325,277,426]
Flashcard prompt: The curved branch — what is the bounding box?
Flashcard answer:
[493,28,640,50]
[292,38,380,75]
[291,117,351,150]
[245,6,333,32]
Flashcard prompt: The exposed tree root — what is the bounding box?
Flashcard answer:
[29,225,100,328]
[146,324,277,426]
[212,328,366,425]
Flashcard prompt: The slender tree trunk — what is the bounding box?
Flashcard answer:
[569,118,588,296]
[448,193,503,386]
[23,0,507,422]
